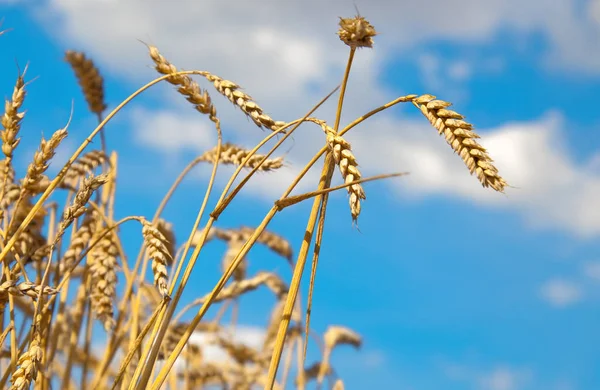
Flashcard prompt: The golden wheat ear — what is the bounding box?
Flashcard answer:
[64,51,107,118]
[413,94,508,192]
[141,219,173,298]
[199,143,284,171]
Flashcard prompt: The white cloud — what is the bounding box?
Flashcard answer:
[591,0,600,26]
[478,366,531,390]
[129,105,600,237]
[448,61,472,82]
[188,325,265,363]
[539,279,583,307]
[28,1,600,237]
[362,350,386,369]
[36,0,600,77]
[130,107,215,154]
[350,111,600,237]
[583,261,600,281]
[442,362,532,390]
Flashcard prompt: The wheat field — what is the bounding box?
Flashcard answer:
[0,14,506,390]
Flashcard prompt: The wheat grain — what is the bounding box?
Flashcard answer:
[412,94,507,192]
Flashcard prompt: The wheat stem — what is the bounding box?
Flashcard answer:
[146,87,339,390]
[265,47,357,389]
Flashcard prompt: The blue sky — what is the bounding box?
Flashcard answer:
[2,1,600,389]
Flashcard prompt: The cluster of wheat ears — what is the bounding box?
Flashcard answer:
[0,14,506,390]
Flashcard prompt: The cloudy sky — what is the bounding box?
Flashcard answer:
[2,0,600,389]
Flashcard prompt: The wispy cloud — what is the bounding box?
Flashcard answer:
[478,366,532,390]
[442,361,532,390]
[30,0,600,237]
[130,107,215,154]
[583,261,600,281]
[539,279,583,307]
[188,325,265,363]
[38,0,600,76]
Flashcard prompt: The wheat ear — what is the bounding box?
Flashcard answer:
[10,317,43,389]
[413,94,507,192]
[87,232,119,331]
[58,173,109,239]
[318,326,362,384]
[156,219,176,266]
[22,128,68,193]
[337,15,377,48]
[1,68,27,162]
[64,150,108,185]
[194,272,288,304]
[200,143,284,171]
[201,72,285,131]
[310,118,366,221]
[141,219,172,297]
[147,45,217,122]
[60,212,97,273]
[64,50,107,117]
[240,226,294,262]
